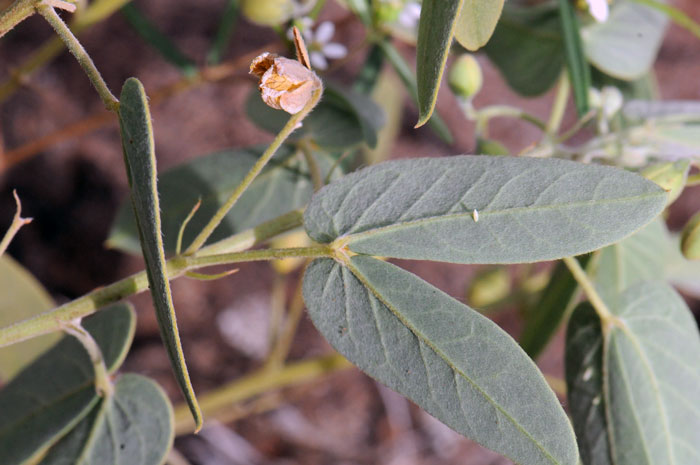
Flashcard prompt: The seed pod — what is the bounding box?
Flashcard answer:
[250,52,322,114]
[241,0,295,26]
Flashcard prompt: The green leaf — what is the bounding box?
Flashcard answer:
[39,374,174,465]
[304,156,667,264]
[593,219,668,309]
[566,282,700,465]
[346,0,371,26]
[557,0,590,115]
[245,84,384,150]
[117,77,202,430]
[0,304,135,465]
[378,40,453,144]
[415,0,463,127]
[583,0,668,80]
[353,44,384,95]
[108,145,325,255]
[520,254,591,360]
[454,0,504,51]
[0,256,60,382]
[303,256,578,465]
[483,4,564,96]
[120,4,196,76]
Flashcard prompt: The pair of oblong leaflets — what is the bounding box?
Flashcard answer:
[300,154,698,465]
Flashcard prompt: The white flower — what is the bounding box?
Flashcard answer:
[290,20,347,70]
[398,1,421,29]
[586,0,609,22]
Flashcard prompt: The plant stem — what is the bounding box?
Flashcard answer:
[265,272,307,369]
[63,320,114,397]
[173,354,352,435]
[562,256,616,327]
[546,72,570,136]
[38,4,119,111]
[299,141,323,191]
[0,190,32,257]
[184,88,323,255]
[0,0,37,38]
[0,243,330,348]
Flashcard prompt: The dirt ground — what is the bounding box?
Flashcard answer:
[1,1,699,464]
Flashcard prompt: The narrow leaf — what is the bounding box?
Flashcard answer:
[566,282,700,465]
[108,145,329,255]
[304,156,667,264]
[483,4,564,96]
[40,374,174,465]
[378,40,453,143]
[207,0,239,65]
[520,254,591,360]
[0,304,135,465]
[303,256,578,465]
[118,77,202,430]
[558,0,590,115]
[120,4,196,76]
[415,0,464,127]
[454,0,505,51]
[0,256,60,381]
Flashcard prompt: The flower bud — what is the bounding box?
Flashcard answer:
[250,52,322,114]
[640,160,690,205]
[241,0,295,26]
[449,54,482,100]
[681,211,700,260]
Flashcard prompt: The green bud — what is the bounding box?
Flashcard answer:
[476,137,509,156]
[681,210,700,260]
[467,267,511,308]
[640,160,690,205]
[373,0,402,24]
[241,0,294,26]
[449,54,483,99]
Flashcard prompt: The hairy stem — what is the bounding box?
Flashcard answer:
[184,87,324,254]
[0,0,37,38]
[562,256,616,328]
[173,354,352,435]
[38,4,119,111]
[63,320,114,397]
[546,72,570,136]
[0,190,32,257]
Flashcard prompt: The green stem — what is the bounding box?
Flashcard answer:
[474,105,547,135]
[546,72,570,136]
[631,0,700,40]
[0,190,32,257]
[0,0,37,38]
[562,256,616,328]
[299,142,323,191]
[265,273,306,369]
[63,320,114,397]
[173,354,352,435]
[556,109,596,143]
[184,87,323,254]
[37,4,119,111]
[0,244,330,348]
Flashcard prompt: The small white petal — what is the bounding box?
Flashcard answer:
[310,51,328,70]
[315,21,335,44]
[586,0,609,22]
[286,27,295,40]
[322,42,347,59]
[601,86,624,118]
[398,2,422,29]
[299,17,313,30]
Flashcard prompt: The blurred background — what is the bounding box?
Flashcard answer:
[1,0,699,463]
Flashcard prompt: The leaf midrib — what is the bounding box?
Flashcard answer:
[337,191,664,244]
[344,258,565,465]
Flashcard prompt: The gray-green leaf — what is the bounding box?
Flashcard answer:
[118,77,201,430]
[415,0,463,127]
[583,0,668,80]
[304,156,666,264]
[303,256,578,465]
[108,145,322,255]
[0,303,135,465]
[40,374,174,465]
[454,0,504,51]
[566,282,700,465]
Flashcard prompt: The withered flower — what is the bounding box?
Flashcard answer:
[249,52,322,115]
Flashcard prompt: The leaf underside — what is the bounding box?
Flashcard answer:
[454,0,504,51]
[303,256,579,465]
[566,283,700,465]
[304,156,666,264]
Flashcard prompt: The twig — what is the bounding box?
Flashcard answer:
[0,190,32,257]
